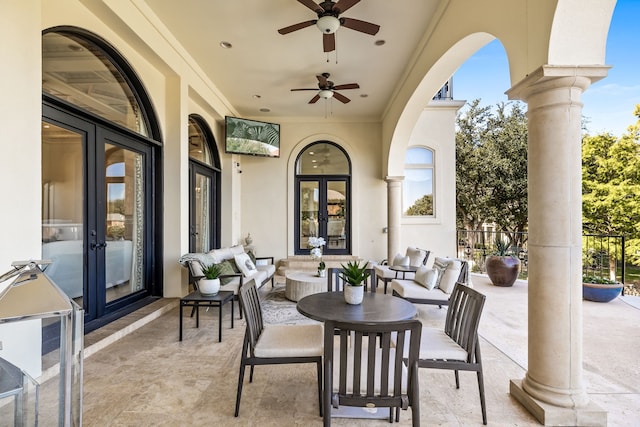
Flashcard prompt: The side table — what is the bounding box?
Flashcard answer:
[179,290,234,342]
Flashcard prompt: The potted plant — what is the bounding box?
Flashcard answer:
[308,236,327,277]
[199,263,222,296]
[485,239,521,287]
[339,260,370,305]
[582,275,623,302]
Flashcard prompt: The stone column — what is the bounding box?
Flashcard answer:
[507,66,609,426]
[385,176,404,263]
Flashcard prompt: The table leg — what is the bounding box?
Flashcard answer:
[230,299,234,329]
[179,302,184,341]
[195,303,200,328]
[218,302,223,342]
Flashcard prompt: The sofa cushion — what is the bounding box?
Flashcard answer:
[256,264,276,282]
[438,259,462,294]
[216,260,238,285]
[390,279,449,302]
[234,252,257,277]
[406,247,427,266]
[414,266,438,290]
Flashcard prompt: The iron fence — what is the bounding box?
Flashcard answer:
[456,230,626,284]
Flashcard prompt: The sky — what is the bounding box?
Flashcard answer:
[453,0,640,138]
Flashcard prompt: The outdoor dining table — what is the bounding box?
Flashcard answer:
[296,291,418,420]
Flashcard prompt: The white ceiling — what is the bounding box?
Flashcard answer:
[144,0,441,121]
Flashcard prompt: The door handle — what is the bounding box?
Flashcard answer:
[90,241,107,250]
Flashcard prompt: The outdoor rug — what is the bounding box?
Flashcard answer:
[261,283,319,325]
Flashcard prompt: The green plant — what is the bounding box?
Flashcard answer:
[493,239,513,257]
[202,263,221,280]
[318,260,326,270]
[339,260,370,286]
[582,275,618,285]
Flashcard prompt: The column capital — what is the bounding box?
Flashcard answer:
[507,65,610,101]
[385,176,404,183]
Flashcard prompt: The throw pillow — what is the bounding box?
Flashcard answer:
[216,260,237,285]
[438,259,463,294]
[392,253,410,267]
[406,247,427,266]
[234,252,257,277]
[414,267,438,290]
[432,257,450,288]
[247,250,257,265]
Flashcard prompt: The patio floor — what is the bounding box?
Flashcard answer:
[74,274,640,426]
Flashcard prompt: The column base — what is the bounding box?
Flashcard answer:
[510,379,607,426]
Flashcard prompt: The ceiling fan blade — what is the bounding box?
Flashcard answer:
[316,73,329,87]
[278,20,316,35]
[340,17,380,35]
[309,94,321,104]
[332,92,351,103]
[323,33,336,52]
[297,0,323,13]
[332,83,359,90]
[291,88,319,92]
[332,0,360,14]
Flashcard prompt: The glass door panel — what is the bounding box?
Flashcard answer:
[104,144,145,303]
[326,181,347,250]
[41,122,85,307]
[193,172,211,253]
[298,180,320,251]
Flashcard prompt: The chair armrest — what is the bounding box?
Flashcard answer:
[255,256,274,265]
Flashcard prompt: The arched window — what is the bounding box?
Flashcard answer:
[188,115,221,252]
[403,147,434,216]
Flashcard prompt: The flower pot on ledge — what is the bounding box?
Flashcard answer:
[582,282,623,302]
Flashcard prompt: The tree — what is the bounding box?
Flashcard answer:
[582,105,640,266]
[456,100,529,247]
[406,194,433,215]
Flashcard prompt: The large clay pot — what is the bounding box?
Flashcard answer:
[583,282,623,302]
[485,256,520,287]
[344,285,364,305]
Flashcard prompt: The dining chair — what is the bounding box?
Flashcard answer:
[323,318,422,426]
[326,267,376,293]
[234,281,324,417]
[411,282,487,424]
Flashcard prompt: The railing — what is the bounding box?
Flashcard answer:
[456,230,626,285]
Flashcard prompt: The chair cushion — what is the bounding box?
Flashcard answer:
[332,342,407,395]
[406,247,427,266]
[419,327,468,361]
[438,259,462,294]
[414,266,438,290]
[390,279,448,302]
[392,253,410,267]
[234,252,257,277]
[256,264,276,282]
[255,324,323,358]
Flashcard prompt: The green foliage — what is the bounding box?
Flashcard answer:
[339,260,370,286]
[406,194,433,215]
[201,263,221,280]
[455,100,528,237]
[582,109,640,266]
[492,239,512,257]
[582,275,618,285]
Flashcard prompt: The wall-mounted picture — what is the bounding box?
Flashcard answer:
[225,116,280,158]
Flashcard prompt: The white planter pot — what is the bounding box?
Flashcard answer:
[199,278,220,296]
[318,268,326,278]
[344,284,364,305]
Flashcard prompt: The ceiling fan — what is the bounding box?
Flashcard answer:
[278,0,380,52]
[291,73,360,104]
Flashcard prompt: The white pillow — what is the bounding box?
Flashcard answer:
[234,252,257,277]
[438,259,462,294]
[392,253,410,267]
[406,247,427,267]
[414,267,438,290]
[432,257,449,288]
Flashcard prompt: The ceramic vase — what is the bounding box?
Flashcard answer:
[318,268,326,278]
[344,284,364,305]
[582,282,623,302]
[199,278,220,296]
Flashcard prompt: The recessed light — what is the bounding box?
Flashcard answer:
[219,41,232,49]
[360,94,368,98]
[374,40,386,46]
[252,94,262,99]
[259,108,270,112]
[309,151,315,155]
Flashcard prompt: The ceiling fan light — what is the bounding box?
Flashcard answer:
[316,16,340,34]
[319,89,334,99]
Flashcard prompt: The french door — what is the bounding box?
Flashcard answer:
[42,105,154,327]
[189,162,219,252]
[296,177,350,255]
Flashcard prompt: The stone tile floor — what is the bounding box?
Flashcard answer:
[48,274,640,426]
